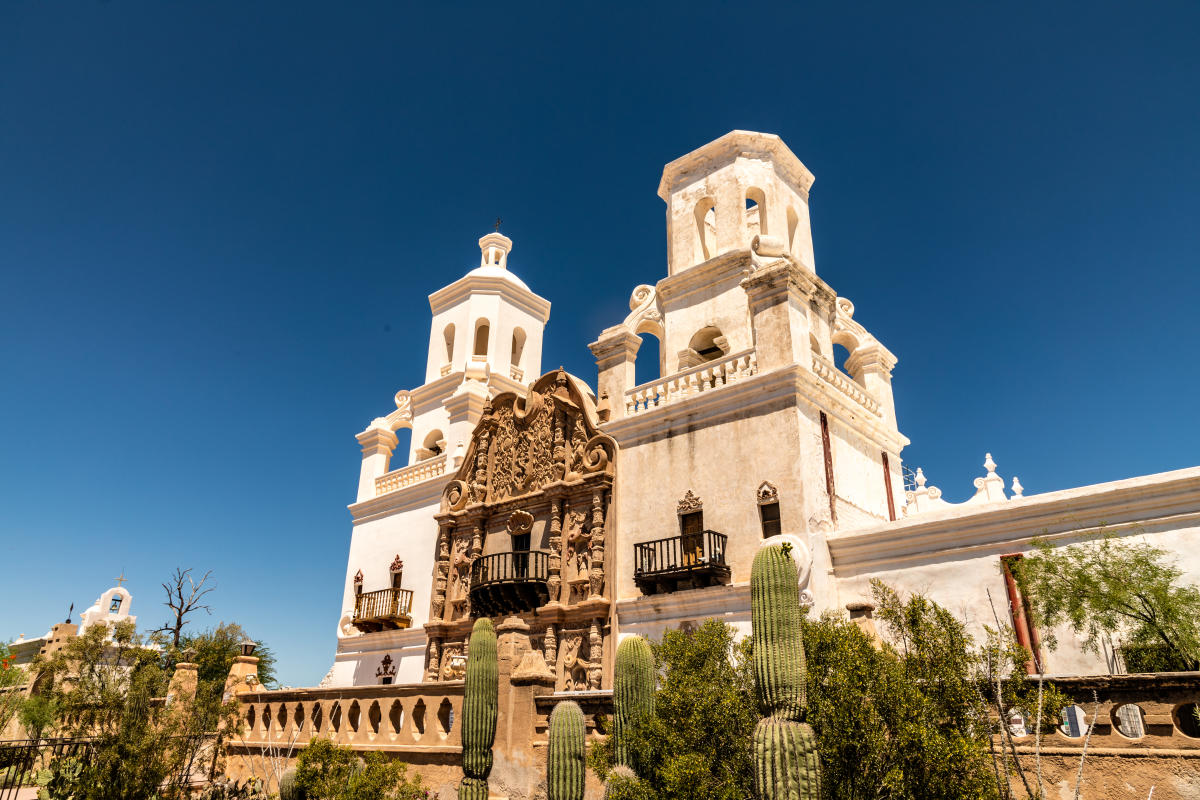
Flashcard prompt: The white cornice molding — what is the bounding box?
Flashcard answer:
[657,130,815,200]
[829,466,1200,573]
[428,274,551,322]
[336,625,429,656]
[617,583,751,625]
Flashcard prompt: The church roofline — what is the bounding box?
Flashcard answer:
[657,130,816,201]
[828,465,1200,573]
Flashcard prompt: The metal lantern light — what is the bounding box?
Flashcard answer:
[240,637,257,657]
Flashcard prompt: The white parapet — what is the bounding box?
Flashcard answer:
[374,453,448,497]
[624,348,758,416]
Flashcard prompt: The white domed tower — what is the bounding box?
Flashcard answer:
[332,229,550,687]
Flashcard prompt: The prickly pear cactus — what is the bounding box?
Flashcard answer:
[751,545,820,800]
[613,635,655,769]
[459,617,498,800]
[547,701,586,800]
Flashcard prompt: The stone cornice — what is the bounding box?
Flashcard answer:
[740,260,836,312]
[428,273,551,322]
[587,329,642,366]
[602,363,908,453]
[655,249,752,307]
[828,466,1200,573]
[657,130,815,200]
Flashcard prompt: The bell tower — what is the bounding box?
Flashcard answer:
[659,130,817,276]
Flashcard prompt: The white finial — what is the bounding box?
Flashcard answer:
[478,231,513,269]
[1011,476,1024,497]
[983,453,997,476]
[915,467,927,488]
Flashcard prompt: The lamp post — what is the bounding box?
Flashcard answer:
[240,637,257,658]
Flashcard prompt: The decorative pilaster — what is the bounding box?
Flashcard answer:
[548,498,563,603]
[354,423,398,503]
[588,491,606,599]
[544,623,558,670]
[588,328,642,422]
[587,620,603,690]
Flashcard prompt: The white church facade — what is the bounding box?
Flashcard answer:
[324,130,1200,691]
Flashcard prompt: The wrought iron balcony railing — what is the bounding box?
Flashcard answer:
[469,550,550,617]
[633,530,730,595]
[353,588,414,632]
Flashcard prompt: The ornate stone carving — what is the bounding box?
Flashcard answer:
[353,570,363,586]
[589,490,606,599]
[677,490,703,514]
[587,620,603,690]
[548,499,563,602]
[389,555,404,573]
[426,639,441,681]
[507,509,534,537]
[376,654,397,681]
[756,481,779,505]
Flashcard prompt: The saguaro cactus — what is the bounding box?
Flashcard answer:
[547,701,586,800]
[460,617,498,800]
[751,544,820,800]
[612,635,655,769]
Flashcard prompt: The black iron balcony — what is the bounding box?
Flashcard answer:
[469,550,550,617]
[633,530,730,595]
[353,587,414,632]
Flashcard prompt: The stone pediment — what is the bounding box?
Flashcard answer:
[442,368,616,512]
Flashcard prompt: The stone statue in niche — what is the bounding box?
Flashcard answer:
[447,535,472,618]
[559,629,598,692]
[564,508,591,603]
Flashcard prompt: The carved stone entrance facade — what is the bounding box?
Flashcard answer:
[425,368,616,694]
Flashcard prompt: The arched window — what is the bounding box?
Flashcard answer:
[809,333,821,355]
[787,206,799,254]
[443,323,455,364]
[746,187,767,237]
[633,332,662,388]
[510,327,526,368]
[421,429,445,459]
[473,320,490,357]
[694,198,716,263]
[688,326,727,364]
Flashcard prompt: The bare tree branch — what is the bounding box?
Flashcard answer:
[153,567,216,649]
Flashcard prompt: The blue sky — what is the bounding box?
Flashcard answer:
[2,2,1198,687]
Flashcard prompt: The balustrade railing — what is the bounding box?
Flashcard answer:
[470,550,549,587]
[634,530,728,579]
[375,453,448,496]
[625,349,757,415]
[353,588,414,626]
[232,682,465,752]
[810,353,881,415]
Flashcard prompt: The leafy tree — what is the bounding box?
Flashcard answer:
[589,619,757,800]
[293,737,429,800]
[175,622,278,690]
[17,694,58,740]
[1,643,27,735]
[591,584,1059,800]
[1014,531,1200,671]
[32,620,242,800]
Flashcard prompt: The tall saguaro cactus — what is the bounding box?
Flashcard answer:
[460,617,498,800]
[751,545,821,800]
[612,635,655,769]
[547,701,586,800]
